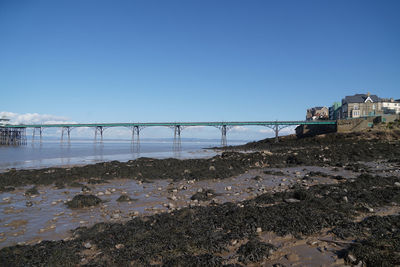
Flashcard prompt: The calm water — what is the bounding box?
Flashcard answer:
[0,139,247,171]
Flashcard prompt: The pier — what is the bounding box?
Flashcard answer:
[0,120,336,147]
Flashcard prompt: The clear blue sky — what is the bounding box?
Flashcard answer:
[1,0,399,124]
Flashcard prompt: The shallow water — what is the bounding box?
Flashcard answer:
[0,139,245,171]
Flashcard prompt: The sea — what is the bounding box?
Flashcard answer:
[0,138,249,172]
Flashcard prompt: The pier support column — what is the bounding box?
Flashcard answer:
[173,125,182,152]
[215,125,232,147]
[32,127,43,143]
[263,124,290,143]
[61,127,72,142]
[95,126,105,142]
[129,126,143,152]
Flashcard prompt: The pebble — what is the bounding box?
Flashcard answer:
[84,242,92,249]
[26,201,33,207]
[284,198,300,203]
[209,166,216,171]
[394,182,400,187]
[51,201,57,205]
[97,192,104,196]
[115,244,124,249]
[225,186,232,191]
[347,253,357,263]
[256,227,262,233]
[2,197,11,202]
[130,211,139,217]
[343,196,349,203]
[105,190,111,195]
[111,188,116,192]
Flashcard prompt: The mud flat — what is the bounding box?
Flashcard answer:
[0,130,400,266]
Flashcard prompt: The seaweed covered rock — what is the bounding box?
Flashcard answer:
[88,178,108,184]
[54,181,65,189]
[162,254,223,267]
[25,186,39,196]
[0,240,81,267]
[237,239,275,264]
[116,194,134,202]
[68,182,84,188]
[66,194,102,208]
[333,215,400,266]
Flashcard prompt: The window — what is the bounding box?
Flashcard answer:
[373,104,376,110]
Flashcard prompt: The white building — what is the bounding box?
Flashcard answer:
[380,98,400,114]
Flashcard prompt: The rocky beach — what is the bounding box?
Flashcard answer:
[1,130,400,266]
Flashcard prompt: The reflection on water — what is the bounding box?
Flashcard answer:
[0,139,247,171]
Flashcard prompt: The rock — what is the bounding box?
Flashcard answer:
[97,192,104,196]
[347,253,357,263]
[115,244,124,249]
[394,182,400,187]
[167,203,175,209]
[284,198,300,203]
[81,185,91,192]
[25,186,39,196]
[84,242,92,249]
[225,186,232,191]
[256,227,262,233]
[26,201,33,207]
[116,194,133,202]
[343,196,349,203]
[262,150,273,156]
[209,166,216,171]
[105,190,111,195]
[129,211,139,217]
[66,194,102,208]
[168,195,177,201]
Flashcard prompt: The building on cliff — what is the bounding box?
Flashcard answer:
[329,102,342,120]
[380,98,400,114]
[306,106,329,120]
[340,93,380,119]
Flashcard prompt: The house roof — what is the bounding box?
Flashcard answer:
[343,94,379,104]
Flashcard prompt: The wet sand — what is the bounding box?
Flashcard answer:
[0,165,358,249]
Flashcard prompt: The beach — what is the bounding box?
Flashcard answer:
[1,131,400,266]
